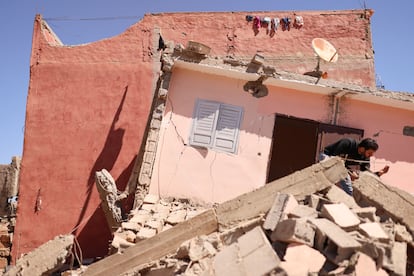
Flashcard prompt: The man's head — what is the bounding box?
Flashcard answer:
[358,138,379,158]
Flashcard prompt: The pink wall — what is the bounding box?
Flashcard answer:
[149,68,329,203]
[142,10,376,87]
[150,67,414,204]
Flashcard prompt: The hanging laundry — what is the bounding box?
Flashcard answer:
[272,17,280,31]
[262,17,271,32]
[281,17,291,31]
[254,16,261,28]
[246,15,254,22]
[294,15,304,29]
[252,16,261,34]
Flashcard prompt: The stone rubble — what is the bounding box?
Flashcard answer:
[4,159,414,275]
[70,185,412,275]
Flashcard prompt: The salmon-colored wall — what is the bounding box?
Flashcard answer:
[143,10,375,87]
[149,68,329,203]
[12,15,154,260]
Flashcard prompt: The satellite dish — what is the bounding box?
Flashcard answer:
[312,38,338,62]
[304,38,339,81]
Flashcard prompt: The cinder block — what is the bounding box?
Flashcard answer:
[309,218,361,252]
[238,226,281,276]
[263,193,298,231]
[358,222,389,242]
[279,243,325,275]
[394,224,413,243]
[306,194,332,211]
[271,218,315,246]
[321,203,360,229]
[355,253,388,276]
[288,205,318,219]
[353,207,378,222]
[379,242,407,276]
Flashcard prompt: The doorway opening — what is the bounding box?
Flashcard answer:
[266,114,363,182]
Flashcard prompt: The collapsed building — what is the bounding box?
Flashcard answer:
[4,158,414,275]
[2,7,414,275]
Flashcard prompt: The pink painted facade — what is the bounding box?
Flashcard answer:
[15,9,408,261]
[149,66,414,204]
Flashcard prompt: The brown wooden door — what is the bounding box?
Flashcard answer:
[267,115,319,182]
[267,115,364,183]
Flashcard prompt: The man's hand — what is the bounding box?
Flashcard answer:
[376,165,390,177]
[348,170,359,181]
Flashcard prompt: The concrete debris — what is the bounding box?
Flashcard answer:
[4,234,74,276]
[95,169,124,233]
[73,158,412,276]
[19,157,414,275]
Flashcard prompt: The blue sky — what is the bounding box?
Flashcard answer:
[1,0,413,164]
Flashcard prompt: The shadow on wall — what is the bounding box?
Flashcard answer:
[72,86,132,257]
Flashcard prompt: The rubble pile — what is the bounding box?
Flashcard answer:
[5,158,414,275]
[86,184,412,276]
[0,219,13,271]
[109,194,209,255]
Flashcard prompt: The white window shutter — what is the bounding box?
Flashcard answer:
[214,104,243,153]
[190,100,220,148]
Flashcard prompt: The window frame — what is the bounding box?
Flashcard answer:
[189,99,243,154]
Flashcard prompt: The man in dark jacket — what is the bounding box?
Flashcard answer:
[320,137,389,196]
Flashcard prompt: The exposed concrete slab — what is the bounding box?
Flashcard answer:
[5,234,74,276]
[216,157,348,230]
[353,172,414,236]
